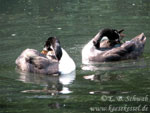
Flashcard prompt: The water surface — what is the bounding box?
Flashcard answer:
[0,0,150,113]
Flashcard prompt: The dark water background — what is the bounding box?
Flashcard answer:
[0,0,150,113]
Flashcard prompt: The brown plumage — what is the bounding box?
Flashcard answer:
[82,32,146,64]
[15,37,76,75]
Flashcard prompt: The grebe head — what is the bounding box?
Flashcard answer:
[93,28,125,49]
[42,37,62,61]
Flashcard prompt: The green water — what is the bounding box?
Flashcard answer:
[0,0,150,113]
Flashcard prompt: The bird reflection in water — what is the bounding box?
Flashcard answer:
[83,72,129,95]
[83,72,123,82]
[16,69,76,95]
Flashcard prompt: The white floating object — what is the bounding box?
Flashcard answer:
[57,28,62,30]
[89,91,95,94]
[11,34,16,36]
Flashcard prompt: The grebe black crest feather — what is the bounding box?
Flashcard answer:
[44,37,62,61]
[93,28,124,49]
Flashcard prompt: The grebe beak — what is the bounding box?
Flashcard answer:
[118,29,125,37]
[120,33,125,37]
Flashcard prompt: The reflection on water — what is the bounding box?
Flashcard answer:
[82,58,147,71]
[17,69,76,95]
[0,0,150,113]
